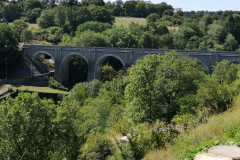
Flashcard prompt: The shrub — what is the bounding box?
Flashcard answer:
[79,135,113,160]
[45,76,68,91]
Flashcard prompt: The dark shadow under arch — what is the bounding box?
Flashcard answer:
[67,55,88,88]
[96,55,124,81]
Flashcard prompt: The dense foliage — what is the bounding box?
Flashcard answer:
[0,23,21,78]
[1,0,240,159]
[0,92,78,159]
[0,0,239,51]
[2,52,240,159]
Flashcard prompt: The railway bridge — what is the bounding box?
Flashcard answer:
[23,45,240,85]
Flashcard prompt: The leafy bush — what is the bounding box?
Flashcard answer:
[114,123,173,160]
[225,126,240,138]
[79,135,113,160]
[45,76,68,91]
[179,139,220,160]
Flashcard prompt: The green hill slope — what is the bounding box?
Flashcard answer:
[143,95,240,160]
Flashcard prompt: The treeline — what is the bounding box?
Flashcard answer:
[1,52,240,159]
[0,0,240,51]
[0,0,174,22]
[183,10,240,18]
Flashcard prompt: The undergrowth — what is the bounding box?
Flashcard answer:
[143,94,240,160]
[45,76,69,91]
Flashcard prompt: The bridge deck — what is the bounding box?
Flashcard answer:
[23,45,240,56]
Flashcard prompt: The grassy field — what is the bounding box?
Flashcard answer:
[0,85,69,95]
[114,17,146,27]
[8,22,40,30]
[14,85,69,94]
[9,17,145,30]
[28,23,39,30]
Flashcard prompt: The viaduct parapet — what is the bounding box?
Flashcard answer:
[23,45,240,85]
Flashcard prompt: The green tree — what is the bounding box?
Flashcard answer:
[0,23,20,78]
[212,59,239,84]
[129,23,145,37]
[148,22,169,35]
[162,9,174,16]
[186,35,201,50]
[73,30,110,47]
[105,0,124,16]
[53,5,67,28]
[26,8,42,23]
[196,78,234,113]
[46,26,63,44]
[123,0,137,17]
[102,64,117,82]
[2,3,21,22]
[198,14,213,34]
[146,13,160,23]
[175,8,183,16]
[75,21,112,34]
[0,92,78,159]
[65,6,92,34]
[155,2,173,18]
[206,24,227,49]
[88,5,113,24]
[12,19,29,42]
[225,14,240,43]
[158,33,173,49]
[37,9,55,28]
[135,1,147,17]
[138,32,153,48]
[23,0,43,13]
[98,74,127,105]
[103,27,137,48]
[125,52,205,123]
[224,33,238,51]
[79,135,113,160]
[196,60,240,113]
[81,0,105,6]
[173,26,195,49]
[21,29,33,43]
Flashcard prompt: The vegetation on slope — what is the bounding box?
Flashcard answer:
[1,0,240,159]
[144,95,240,159]
[0,51,240,159]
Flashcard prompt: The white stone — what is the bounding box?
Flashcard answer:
[208,145,240,160]
[118,136,129,142]
[194,153,233,160]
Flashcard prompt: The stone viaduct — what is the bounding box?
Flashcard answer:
[23,45,240,85]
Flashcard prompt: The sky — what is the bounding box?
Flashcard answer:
[107,0,240,12]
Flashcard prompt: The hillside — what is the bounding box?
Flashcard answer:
[144,95,240,159]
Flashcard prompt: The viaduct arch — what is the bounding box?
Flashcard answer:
[23,45,240,85]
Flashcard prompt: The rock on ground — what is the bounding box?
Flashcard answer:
[208,145,240,160]
[194,153,233,160]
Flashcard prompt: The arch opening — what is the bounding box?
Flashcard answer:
[196,61,208,74]
[97,56,124,82]
[32,52,55,74]
[189,58,209,74]
[68,55,88,88]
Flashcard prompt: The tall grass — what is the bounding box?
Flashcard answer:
[143,94,240,159]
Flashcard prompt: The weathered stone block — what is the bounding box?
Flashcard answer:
[194,153,232,160]
[208,145,240,160]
